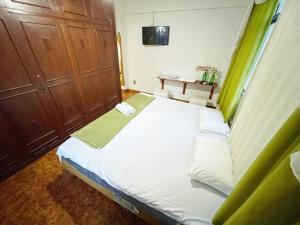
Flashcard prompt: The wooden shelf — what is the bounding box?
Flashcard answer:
[157,76,217,99]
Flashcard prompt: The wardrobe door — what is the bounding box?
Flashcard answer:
[0,146,17,180]
[59,0,86,16]
[64,21,105,119]
[2,0,57,15]
[93,24,120,105]
[90,0,110,22]
[17,14,86,134]
[0,11,61,159]
[57,0,91,21]
[0,112,22,180]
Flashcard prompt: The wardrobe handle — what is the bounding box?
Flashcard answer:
[39,87,45,91]
[38,83,45,92]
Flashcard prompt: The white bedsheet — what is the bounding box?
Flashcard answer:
[57,96,226,225]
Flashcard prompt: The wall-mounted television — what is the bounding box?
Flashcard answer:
[142,26,170,46]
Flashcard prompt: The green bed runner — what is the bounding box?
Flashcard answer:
[71,94,155,148]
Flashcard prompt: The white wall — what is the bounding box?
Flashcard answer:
[114,0,252,101]
[230,0,300,183]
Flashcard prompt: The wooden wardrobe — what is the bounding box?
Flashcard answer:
[0,0,121,181]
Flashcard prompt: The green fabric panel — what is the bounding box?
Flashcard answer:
[71,94,155,148]
[217,0,278,122]
[224,140,300,225]
[294,219,300,225]
[213,108,300,225]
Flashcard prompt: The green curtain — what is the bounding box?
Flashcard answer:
[218,0,278,122]
[212,108,300,225]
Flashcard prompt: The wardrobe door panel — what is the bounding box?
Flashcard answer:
[21,22,73,81]
[94,24,120,105]
[3,0,57,15]
[0,92,59,152]
[66,21,104,118]
[0,112,23,180]
[90,0,109,22]
[60,0,86,16]
[0,146,17,180]
[10,0,49,7]
[18,15,85,132]
[47,81,84,133]
[98,28,115,69]
[80,76,102,113]
[58,0,92,20]
[0,18,32,90]
[68,25,96,74]
[101,69,118,103]
[0,148,12,170]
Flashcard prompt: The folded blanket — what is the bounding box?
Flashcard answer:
[116,102,136,116]
[71,94,155,148]
[122,102,136,113]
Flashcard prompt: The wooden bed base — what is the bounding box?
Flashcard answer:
[62,161,178,225]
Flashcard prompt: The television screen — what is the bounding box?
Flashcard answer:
[142,26,170,45]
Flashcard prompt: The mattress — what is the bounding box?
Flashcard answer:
[57,96,227,225]
[62,157,179,225]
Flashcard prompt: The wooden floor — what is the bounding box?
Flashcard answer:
[122,89,139,100]
[0,90,148,225]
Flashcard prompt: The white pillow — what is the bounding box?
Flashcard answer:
[198,109,230,137]
[290,151,300,184]
[188,136,234,195]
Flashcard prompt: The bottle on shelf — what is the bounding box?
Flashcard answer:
[202,71,208,83]
[209,72,216,85]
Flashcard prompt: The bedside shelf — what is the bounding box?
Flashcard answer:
[157,76,218,99]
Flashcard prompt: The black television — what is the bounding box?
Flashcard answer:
[142,26,170,45]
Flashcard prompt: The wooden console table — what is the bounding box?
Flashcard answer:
[157,76,217,99]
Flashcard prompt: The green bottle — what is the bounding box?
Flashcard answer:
[206,73,210,83]
[202,71,208,83]
[209,73,216,84]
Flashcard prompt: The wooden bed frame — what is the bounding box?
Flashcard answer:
[62,160,180,225]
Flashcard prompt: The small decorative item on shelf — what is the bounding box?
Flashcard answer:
[203,71,209,83]
[196,65,218,85]
[209,67,218,84]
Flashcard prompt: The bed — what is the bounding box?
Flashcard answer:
[57,95,227,225]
